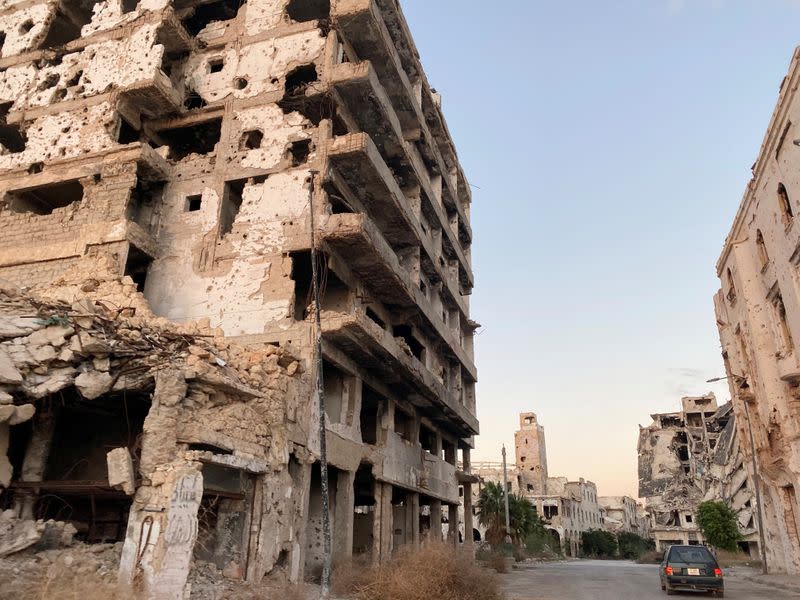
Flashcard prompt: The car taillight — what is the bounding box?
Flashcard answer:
[665,566,673,576]
[714,568,723,578]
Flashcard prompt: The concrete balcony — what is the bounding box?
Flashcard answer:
[373,432,459,503]
[327,132,470,319]
[328,62,474,292]
[321,212,477,381]
[320,310,479,437]
[333,0,472,247]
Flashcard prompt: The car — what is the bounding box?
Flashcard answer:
[659,544,724,597]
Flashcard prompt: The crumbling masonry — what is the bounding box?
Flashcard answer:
[638,394,760,555]
[0,0,479,597]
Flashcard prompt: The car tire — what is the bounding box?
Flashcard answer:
[661,585,665,591]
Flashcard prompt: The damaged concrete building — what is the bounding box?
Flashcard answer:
[638,394,760,555]
[598,496,650,538]
[714,46,800,575]
[0,0,479,597]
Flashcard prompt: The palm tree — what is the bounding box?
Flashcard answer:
[476,481,507,545]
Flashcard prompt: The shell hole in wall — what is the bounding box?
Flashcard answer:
[40,1,99,49]
[18,20,33,34]
[0,31,6,53]
[121,0,139,13]
[278,65,326,124]
[234,77,248,90]
[117,116,141,144]
[37,73,60,92]
[287,139,312,167]
[239,129,262,150]
[181,0,245,37]
[0,103,26,153]
[5,179,84,215]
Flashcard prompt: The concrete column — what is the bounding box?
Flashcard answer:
[448,504,459,545]
[16,413,55,519]
[463,483,474,552]
[410,493,420,546]
[372,482,393,564]
[333,470,355,561]
[430,499,442,542]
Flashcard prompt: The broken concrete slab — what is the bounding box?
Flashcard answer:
[0,348,22,384]
[75,370,114,400]
[107,447,135,496]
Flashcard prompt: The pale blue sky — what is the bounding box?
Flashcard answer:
[402,0,800,496]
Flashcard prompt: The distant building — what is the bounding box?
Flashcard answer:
[599,496,648,536]
[638,394,760,555]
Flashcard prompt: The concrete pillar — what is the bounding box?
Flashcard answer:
[448,504,459,545]
[429,499,442,542]
[410,493,420,545]
[463,483,474,552]
[333,470,355,561]
[372,482,393,564]
[16,412,55,519]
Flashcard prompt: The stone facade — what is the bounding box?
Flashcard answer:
[714,46,800,575]
[0,0,479,596]
[638,394,760,555]
[599,495,649,538]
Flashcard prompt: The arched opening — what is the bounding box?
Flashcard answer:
[779,183,794,226]
[472,528,481,542]
[548,528,561,553]
[756,229,769,270]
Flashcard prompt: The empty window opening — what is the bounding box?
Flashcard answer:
[677,446,689,461]
[124,245,153,293]
[323,180,354,214]
[420,425,437,454]
[5,179,83,215]
[126,175,165,231]
[117,117,141,144]
[37,73,60,91]
[772,291,794,353]
[287,0,330,22]
[182,0,245,37]
[352,463,376,556]
[393,325,425,361]
[158,117,222,161]
[442,439,457,465]
[239,129,263,150]
[40,1,99,49]
[543,505,559,519]
[208,57,225,73]
[394,407,414,443]
[220,179,246,236]
[288,139,313,166]
[360,387,382,445]
[284,64,318,98]
[1,389,151,543]
[779,183,794,226]
[0,103,26,153]
[291,250,313,321]
[122,0,139,13]
[193,463,253,576]
[185,194,203,212]
[756,229,769,269]
[322,359,346,424]
[685,514,693,523]
[366,307,385,330]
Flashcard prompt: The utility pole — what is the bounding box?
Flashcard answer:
[502,445,511,544]
[308,170,332,598]
[709,374,768,574]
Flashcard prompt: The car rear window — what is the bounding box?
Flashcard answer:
[668,547,715,564]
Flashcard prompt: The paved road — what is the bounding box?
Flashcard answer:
[500,560,796,600]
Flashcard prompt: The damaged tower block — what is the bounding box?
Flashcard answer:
[638,394,760,556]
[0,1,479,598]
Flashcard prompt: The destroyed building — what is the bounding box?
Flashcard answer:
[714,45,800,575]
[598,496,650,538]
[638,394,760,555]
[471,412,601,556]
[0,0,479,597]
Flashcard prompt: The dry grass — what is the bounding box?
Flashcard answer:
[332,543,504,600]
[4,561,134,600]
[488,553,511,574]
[636,550,663,564]
[714,549,762,569]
